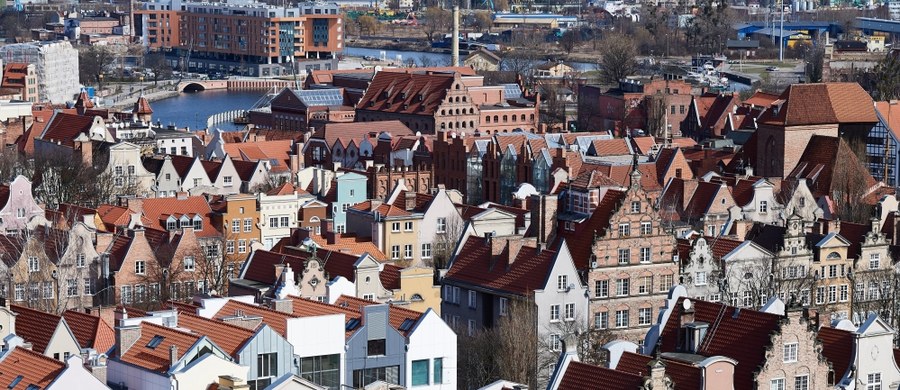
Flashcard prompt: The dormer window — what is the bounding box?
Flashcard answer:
[193,216,202,230]
[166,217,177,231]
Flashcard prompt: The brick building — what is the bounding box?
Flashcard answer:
[578,78,694,135]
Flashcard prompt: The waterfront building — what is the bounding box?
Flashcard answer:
[0,41,80,104]
[136,0,342,76]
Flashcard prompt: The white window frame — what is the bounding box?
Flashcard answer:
[783,343,798,363]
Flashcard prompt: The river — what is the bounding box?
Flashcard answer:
[150,89,266,131]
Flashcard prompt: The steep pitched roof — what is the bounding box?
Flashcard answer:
[742,91,780,108]
[175,312,255,357]
[760,83,877,126]
[10,305,64,353]
[0,347,65,389]
[616,352,702,389]
[134,96,153,114]
[588,138,631,156]
[119,321,203,373]
[38,112,97,147]
[313,120,413,149]
[787,135,877,199]
[444,236,559,296]
[557,361,643,390]
[569,169,621,190]
[657,298,782,389]
[356,72,455,116]
[62,310,116,354]
[817,326,854,381]
[555,189,626,267]
[139,196,218,238]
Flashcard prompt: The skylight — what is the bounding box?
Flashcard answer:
[8,375,22,389]
[345,318,360,331]
[398,319,415,332]
[147,335,165,349]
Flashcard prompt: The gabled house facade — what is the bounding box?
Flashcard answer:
[0,175,44,233]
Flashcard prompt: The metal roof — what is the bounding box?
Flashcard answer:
[293,88,344,107]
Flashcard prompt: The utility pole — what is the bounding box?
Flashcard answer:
[779,0,785,62]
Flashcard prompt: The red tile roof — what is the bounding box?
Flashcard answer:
[569,169,621,189]
[706,236,744,259]
[788,135,877,199]
[557,361,643,390]
[139,196,218,238]
[444,236,558,296]
[817,326,854,381]
[38,112,98,147]
[357,72,456,116]
[0,347,65,389]
[313,121,413,150]
[761,83,877,126]
[10,305,64,353]
[175,312,255,356]
[63,310,116,354]
[657,297,782,389]
[742,91,780,108]
[875,101,900,141]
[630,136,656,155]
[213,299,293,336]
[134,96,153,114]
[120,321,202,373]
[589,138,631,156]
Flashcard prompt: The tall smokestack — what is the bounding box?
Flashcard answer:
[452,6,460,67]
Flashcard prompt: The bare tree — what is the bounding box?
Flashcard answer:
[831,151,874,224]
[357,15,380,36]
[473,11,493,33]
[144,51,173,86]
[78,45,116,87]
[645,92,668,139]
[596,32,637,85]
[428,216,465,271]
[31,154,142,209]
[851,267,899,331]
[422,8,451,43]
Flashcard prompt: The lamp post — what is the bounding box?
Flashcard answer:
[98,74,104,96]
[139,75,144,92]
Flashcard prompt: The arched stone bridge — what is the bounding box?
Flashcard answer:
[176,79,295,92]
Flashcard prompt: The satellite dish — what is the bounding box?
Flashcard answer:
[682,298,692,311]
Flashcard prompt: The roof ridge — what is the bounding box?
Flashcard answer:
[179,312,255,336]
[9,345,65,368]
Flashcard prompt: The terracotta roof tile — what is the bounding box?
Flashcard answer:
[139,196,218,238]
[175,312,255,357]
[761,83,877,126]
[569,169,621,189]
[307,234,387,261]
[589,138,631,156]
[120,321,202,373]
[554,189,626,267]
[742,91,780,108]
[63,310,116,354]
[38,112,97,147]
[817,326,854,381]
[335,295,424,336]
[444,236,558,296]
[788,135,876,199]
[557,361,643,390]
[616,352,702,389]
[357,73,456,116]
[0,347,65,389]
[134,96,153,115]
[213,300,293,337]
[630,136,656,155]
[657,298,782,389]
[10,305,63,353]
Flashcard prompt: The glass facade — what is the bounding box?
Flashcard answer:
[299,354,341,389]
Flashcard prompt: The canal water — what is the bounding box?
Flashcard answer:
[150,89,266,131]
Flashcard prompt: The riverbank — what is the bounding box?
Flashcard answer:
[107,89,178,110]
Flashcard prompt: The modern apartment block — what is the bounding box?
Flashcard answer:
[136,0,342,76]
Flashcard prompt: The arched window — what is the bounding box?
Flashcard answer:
[485,116,491,123]
[521,114,526,122]
[503,115,508,123]
[493,115,499,122]
[826,252,841,260]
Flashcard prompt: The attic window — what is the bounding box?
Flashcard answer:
[8,375,23,389]
[345,318,360,331]
[147,335,165,349]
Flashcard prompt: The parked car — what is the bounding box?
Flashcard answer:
[766,66,778,72]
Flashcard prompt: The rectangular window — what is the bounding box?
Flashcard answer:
[550,304,560,321]
[794,375,809,390]
[226,240,235,254]
[352,366,399,388]
[76,254,86,268]
[238,240,247,253]
[557,275,568,291]
[392,222,400,232]
[183,256,195,271]
[867,373,882,390]
[618,248,630,264]
[257,352,278,378]
[638,276,652,294]
[618,223,630,237]
[391,245,400,260]
[367,339,386,356]
[759,200,768,213]
[595,280,609,298]
[411,359,429,386]
[639,247,651,263]
[232,220,240,233]
[638,307,652,325]
[630,201,640,213]
[659,275,674,292]
[565,303,575,320]
[433,358,443,384]
[468,291,476,309]
[42,282,52,299]
[870,253,881,269]
[244,218,252,232]
[594,312,608,329]
[269,217,279,228]
[695,272,707,286]
[640,222,652,235]
[149,283,160,301]
[280,216,289,227]
[615,310,629,328]
[421,243,432,259]
[27,257,39,272]
[770,378,785,390]
[828,285,837,303]
[135,260,145,275]
[121,285,133,304]
[83,278,93,296]
[436,218,447,233]
[840,284,848,302]
[65,279,77,297]
[616,278,630,296]
[404,245,413,259]
[223,176,233,185]
[404,221,413,231]
[549,334,561,351]
[500,298,508,316]
[783,343,798,363]
[14,284,23,301]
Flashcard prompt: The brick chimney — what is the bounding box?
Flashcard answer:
[531,194,558,245]
[115,321,141,358]
[731,220,753,241]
